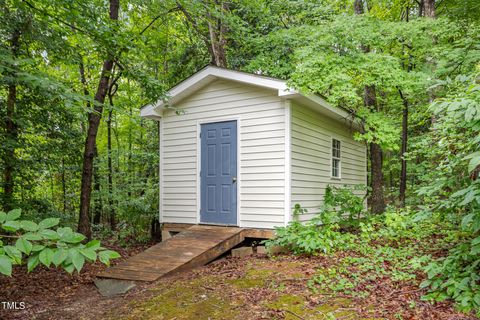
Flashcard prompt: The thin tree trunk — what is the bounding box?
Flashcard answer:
[61,158,67,214]
[78,0,120,239]
[128,105,132,198]
[206,1,228,67]
[354,0,364,14]
[107,107,115,230]
[92,145,102,224]
[365,85,386,214]
[370,142,386,214]
[398,90,408,207]
[2,29,21,211]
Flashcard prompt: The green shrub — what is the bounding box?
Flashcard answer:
[265,186,365,255]
[0,208,120,276]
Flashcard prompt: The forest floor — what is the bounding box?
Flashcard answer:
[1,238,478,320]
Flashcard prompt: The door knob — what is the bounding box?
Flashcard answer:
[232,177,237,183]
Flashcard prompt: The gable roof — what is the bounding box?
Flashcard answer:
[140,66,356,127]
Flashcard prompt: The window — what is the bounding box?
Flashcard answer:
[331,138,341,178]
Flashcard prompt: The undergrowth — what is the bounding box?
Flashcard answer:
[264,185,479,317]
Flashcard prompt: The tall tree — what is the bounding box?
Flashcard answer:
[78,0,120,239]
[354,0,386,214]
[2,26,21,211]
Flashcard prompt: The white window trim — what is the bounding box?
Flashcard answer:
[331,137,342,180]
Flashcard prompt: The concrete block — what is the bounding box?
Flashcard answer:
[256,246,267,254]
[94,278,136,297]
[231,246,253,258]
[267,245,288,255]
[161,230,172,241]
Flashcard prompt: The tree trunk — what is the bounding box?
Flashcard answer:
[107,108,115,230]
[127,105,132,198]
[365,85,386,214]
[2,29,21,211]
[354,0,386,214]
[206,2,228,68]
[61,158,67,214]
[399,91,408,207]
[77,0,120,239]
[370,142,386,214]
[92,145,102,224]
[354,0,364,14]
[424,0,435,18]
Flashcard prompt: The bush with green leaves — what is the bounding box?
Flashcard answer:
[0,209,120,276]
[323,185,366,223]
[264,186,366,255]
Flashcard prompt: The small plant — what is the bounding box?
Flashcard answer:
[0,209,120,276]
[323,185,366,223]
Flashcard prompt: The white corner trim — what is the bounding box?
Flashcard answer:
[284,100,292,226]
[158,117,164,224]
[195,116,241,227]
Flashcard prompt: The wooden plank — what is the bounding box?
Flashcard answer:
[97,225,244,282]
[242,228,275,239]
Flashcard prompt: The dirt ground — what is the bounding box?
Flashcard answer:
[0,250,477,320]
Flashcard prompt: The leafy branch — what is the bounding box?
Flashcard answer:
[0,209,120,276]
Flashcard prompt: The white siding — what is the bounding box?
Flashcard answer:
[161,79,286,228]
[290,103,367,222]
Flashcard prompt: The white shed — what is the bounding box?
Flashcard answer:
[141,66,367,230]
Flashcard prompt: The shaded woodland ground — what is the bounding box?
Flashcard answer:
[1,232,478,320]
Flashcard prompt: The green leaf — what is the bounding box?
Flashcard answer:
[461,214,474,229]
[2,220,21,232]
[39,229,60,240]
[39,218,60,229]
[474,293,480,307]
[23,232,42,241]
[16,238,33,255]
[58,227,86,243]
[63,263,74,274]
[98,250,120,266]
[5,209,21,221]
[471,244,480,255]
[31,244,45,252]
[27,254,40,273]
[0,255,12,276]
[57,227,73,238]
[79,248,97,261]
[20,220,39,232]
[472,236,480,246]
[0,211,6,224]
[85,239,101,250]
[70,249,85,273]
[39,248,54,267]
[465,151,480,173]
[52,249,68,267]
[4,246,22,264]
[62,232,86,244]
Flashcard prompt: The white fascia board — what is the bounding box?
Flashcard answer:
[140,103,162,120]
[288,93,361,129]
[143,66,289,115]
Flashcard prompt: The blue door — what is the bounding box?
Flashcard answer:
[200,121,237,225]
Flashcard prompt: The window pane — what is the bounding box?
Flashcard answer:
[332,158,340,177]
[332,139,341,158]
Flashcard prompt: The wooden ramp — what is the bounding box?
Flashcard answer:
[97,225,244,282]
